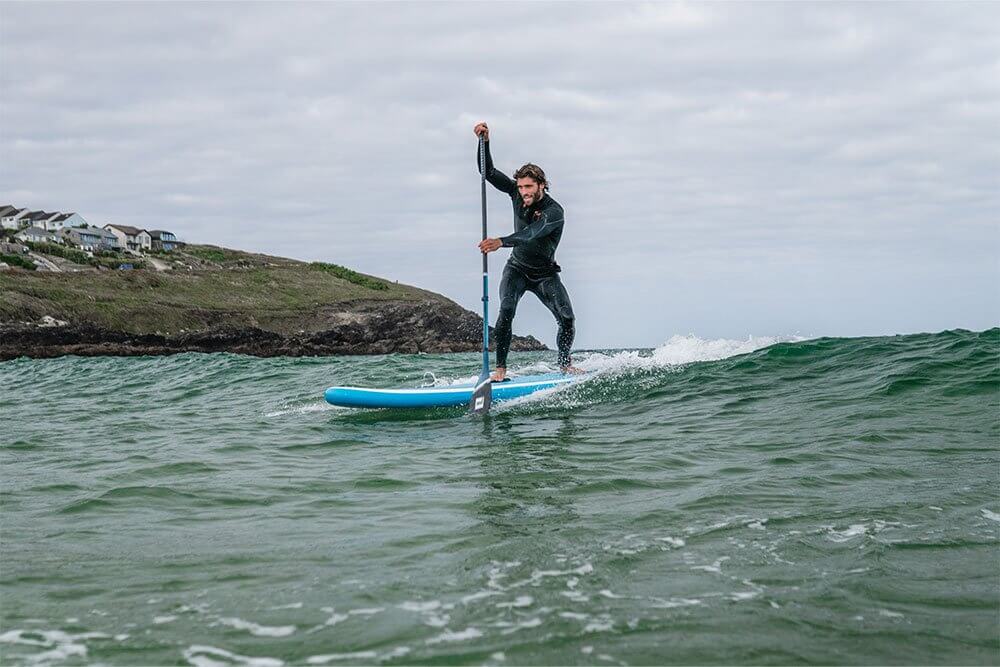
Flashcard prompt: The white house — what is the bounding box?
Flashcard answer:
[15,226,59,244]
[1,207,29,230]
[44,212,88,232]
[104,224,151,252]
[21,211,57,230]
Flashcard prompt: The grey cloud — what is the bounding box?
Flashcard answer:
[2,2,997,348]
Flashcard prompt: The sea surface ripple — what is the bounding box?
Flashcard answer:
[1,328,998,665]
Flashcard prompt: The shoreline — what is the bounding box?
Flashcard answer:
[0,308,547,362]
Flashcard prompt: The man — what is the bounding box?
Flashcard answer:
[474,121,580,381]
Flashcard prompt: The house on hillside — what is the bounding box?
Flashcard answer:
[15,226,60,244]
[149,229,178,251]
[37,212,63,230]
[0,207,29,230]
[45,212,88,232]
[95,227,120,251]
[59,226,104,250]
[17,211,49,230]
[103,224,151,252]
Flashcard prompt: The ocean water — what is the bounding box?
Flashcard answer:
[1,328,998,666]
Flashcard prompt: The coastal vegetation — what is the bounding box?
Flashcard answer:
[23,241,148,271]
[1,253,36,270]
[309,262,389,291]
[0,244,440,335]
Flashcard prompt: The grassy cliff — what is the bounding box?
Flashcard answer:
[0,244,448,336]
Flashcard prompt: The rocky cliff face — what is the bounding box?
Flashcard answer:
[0,299,546,360]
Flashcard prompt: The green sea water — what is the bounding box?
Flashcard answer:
[2,329,998,666]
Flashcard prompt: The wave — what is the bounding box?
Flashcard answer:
[494,328,999,412]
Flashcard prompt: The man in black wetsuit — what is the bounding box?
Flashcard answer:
[474,121,580,382]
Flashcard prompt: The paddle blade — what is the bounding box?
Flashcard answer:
[469,374,492,414]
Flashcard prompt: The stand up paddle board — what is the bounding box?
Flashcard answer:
[325,372,585,409]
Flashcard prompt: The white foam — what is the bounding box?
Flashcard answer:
[729,591,760,601]
[425,627,483,644]
[561,590,590,602]
[423,613,450,628]
[178,603,210,614]
[184,644,284,667]
[878,609,905,618]
[461,590,498,604]
[348,607,383,616]
[649,597,702,609]
[500,617,542,635]
[492,383,575,411]
[691,556,730,573]
[577,334,803,373]
[495,595,533,608]
[0,629,126,665]
[981,508,1000,523]
[321,613,348,627]
[265,403,336,418]
[217,617,296,638]
[509,562,593,588]
[307,651,378,664]
[269,603,304,610]
[656,536,686,547]
[560,612,590,621]
[583,619,614,633]
[827,524,868,542]
[153,615,177,624]
[398,600,441,612]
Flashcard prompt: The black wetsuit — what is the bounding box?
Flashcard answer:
[477,140,575,368]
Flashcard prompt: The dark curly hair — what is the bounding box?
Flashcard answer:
[513,163,548,191]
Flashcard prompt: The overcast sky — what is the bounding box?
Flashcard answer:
[2,2,998,349]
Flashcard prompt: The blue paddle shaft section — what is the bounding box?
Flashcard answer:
[325,373,583,409]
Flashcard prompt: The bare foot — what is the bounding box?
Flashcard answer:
[490,367,507,382]
[560,365,586,375]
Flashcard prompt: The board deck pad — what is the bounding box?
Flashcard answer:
[325,372,585,409]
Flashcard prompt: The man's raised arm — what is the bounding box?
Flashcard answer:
[474,122,516,195]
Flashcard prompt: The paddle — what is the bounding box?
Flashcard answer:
[470,133,492,415]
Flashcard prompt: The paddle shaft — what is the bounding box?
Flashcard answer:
[479,135,489,377]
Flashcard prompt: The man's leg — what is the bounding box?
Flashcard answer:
[493,264,529,380]
[531,274,576,370]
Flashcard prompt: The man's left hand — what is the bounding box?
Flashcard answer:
[478,238,502,253]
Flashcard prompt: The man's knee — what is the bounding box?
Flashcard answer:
[497,301,518,324]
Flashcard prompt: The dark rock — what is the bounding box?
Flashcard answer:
[0,299,547,360]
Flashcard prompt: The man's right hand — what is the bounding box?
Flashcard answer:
[474,122,489,141]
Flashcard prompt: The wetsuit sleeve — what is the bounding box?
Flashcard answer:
[500,208,564,247]
[477,140,516,195]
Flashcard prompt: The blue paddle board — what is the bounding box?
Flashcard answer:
[325,372,584,409]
